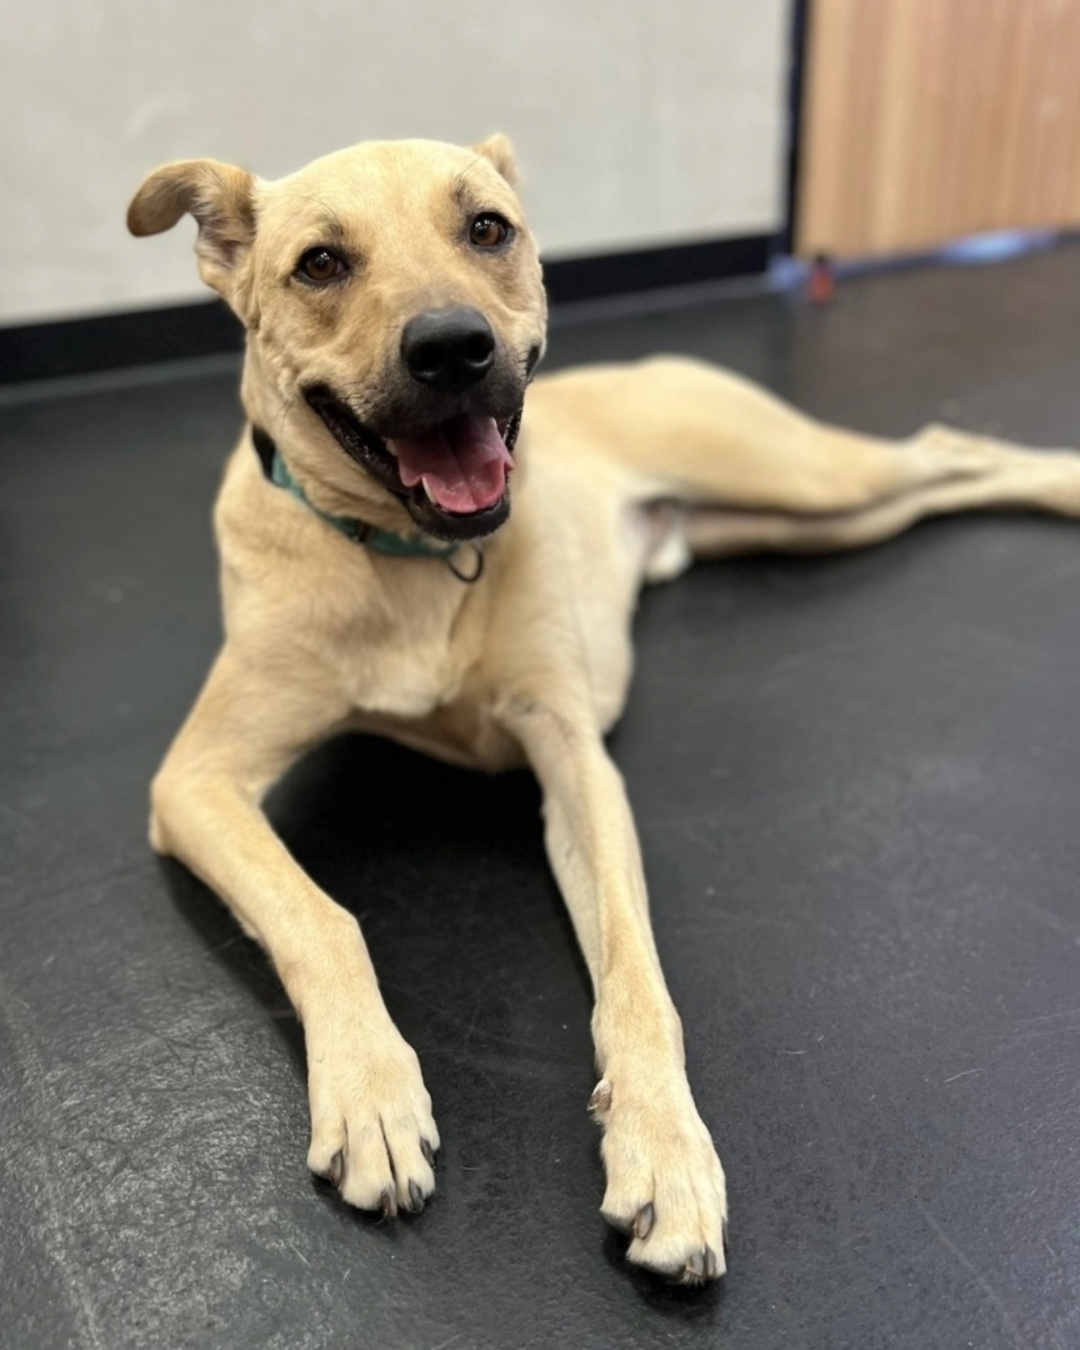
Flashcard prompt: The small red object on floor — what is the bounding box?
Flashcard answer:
[807,254,835,305]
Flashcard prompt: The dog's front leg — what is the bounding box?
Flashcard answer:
[497,692,727,1283]
[151,649,438,1214]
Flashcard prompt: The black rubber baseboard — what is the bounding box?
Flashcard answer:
[0,233,771,385]
[0,299,244,385]
[543,232,771,305]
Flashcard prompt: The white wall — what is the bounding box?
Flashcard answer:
[0,0,791,325]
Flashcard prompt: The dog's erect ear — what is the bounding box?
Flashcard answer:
[471,134,518,189]
[127,159,256,299]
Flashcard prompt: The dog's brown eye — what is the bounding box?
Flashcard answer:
[469,214,511,249]
[296,247,346,283]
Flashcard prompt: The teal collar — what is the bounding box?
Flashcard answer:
[268,446,460,557]
[251,425,483,576]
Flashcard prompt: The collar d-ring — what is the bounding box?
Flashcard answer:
[446,545,485,584]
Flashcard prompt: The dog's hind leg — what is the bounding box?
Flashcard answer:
[544,357,1080,535]
[150,646,439,1216]
[669,422,1080,563]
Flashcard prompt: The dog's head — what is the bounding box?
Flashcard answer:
[127,137,547,541]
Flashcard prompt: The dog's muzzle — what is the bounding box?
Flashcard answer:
[305,385,523,542]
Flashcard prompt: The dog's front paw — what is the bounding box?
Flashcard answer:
[305,1017,439,1215]
[590,1075,727,1283]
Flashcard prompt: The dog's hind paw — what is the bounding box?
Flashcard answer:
[591,1075,727,1284]
[305,1018,439,1216]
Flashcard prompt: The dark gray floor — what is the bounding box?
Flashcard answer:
[3,245,1080,1350]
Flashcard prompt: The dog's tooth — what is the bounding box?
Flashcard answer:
[385,440,399,457]
[422,477,438,504]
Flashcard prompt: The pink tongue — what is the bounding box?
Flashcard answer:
[393,414,512,513]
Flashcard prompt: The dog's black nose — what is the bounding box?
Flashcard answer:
[401,307,496,392]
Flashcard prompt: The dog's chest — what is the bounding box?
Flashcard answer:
[325,583,475,721]
[341,635,463,719]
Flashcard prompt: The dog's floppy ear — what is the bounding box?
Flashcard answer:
[471,134,518,189]
[127,159,256,299]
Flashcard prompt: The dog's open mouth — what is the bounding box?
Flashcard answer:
[305,386,521,541]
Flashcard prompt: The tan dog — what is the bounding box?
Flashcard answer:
[128,135,1080,1284]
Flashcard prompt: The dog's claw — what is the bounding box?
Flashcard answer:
[588,1079,613,1116]
[721,1217,729,1258]
[407,1179,425,1214]
[378,1186,397,1218]
[632,1202,655,1240]
[328,1151,344,1187]
[705,1245,719,1279]
[677,1249,708,1285]
[420,1137,436,1169]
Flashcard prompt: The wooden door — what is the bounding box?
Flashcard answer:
[795,0,1080,258]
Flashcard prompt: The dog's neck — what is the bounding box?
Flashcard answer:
[250,425,485,582]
